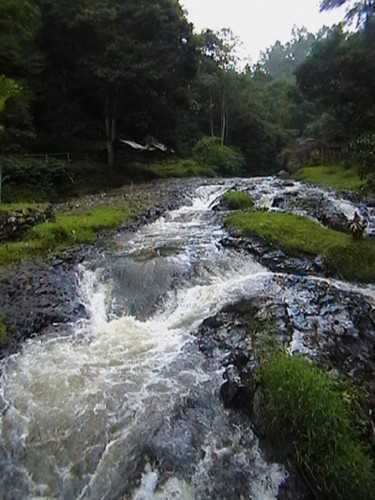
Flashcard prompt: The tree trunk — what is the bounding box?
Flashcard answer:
[220,90,226,147]
[105,92,117,171]
[209,92,214,137]
[105,114,114,170]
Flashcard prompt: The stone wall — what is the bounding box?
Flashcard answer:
[0,205,55,242]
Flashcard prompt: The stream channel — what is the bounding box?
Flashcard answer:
[0,178,375,499]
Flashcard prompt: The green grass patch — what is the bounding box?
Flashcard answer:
[223,190,254,210]
[0,205,130,265]
[259,352,375,499]
[0,202,48,212]
[294,165,365,190]
[224,209,375,282]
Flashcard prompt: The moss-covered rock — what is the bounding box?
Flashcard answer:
[222,190,254,210]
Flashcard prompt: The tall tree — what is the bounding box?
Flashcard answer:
[320,0,375,26]
[195,28,240,145]
[0,0,41,79]
[296,26,375,140]
[0,0,41,148]
[258,26,329,80]
[36,0,197,168]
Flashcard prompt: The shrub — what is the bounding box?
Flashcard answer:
[2,156,73,202]
[147,159,216,178]
[223,190,253,210]
[259,352,375,499]
[193,136,245,176]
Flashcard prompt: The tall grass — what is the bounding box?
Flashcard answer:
[259,352,375,499]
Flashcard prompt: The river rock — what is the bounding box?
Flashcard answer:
[0,257,87,356]
[220,236,327,277]
[271,191,350,232]
[194,274,375,418]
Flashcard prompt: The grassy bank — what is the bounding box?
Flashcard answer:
[0,205,131,265]
[294,165,365,190]
[259,352,375,499]
[224,209,375,282]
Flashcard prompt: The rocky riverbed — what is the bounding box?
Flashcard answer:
[0,176,374,499]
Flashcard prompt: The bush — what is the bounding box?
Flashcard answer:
[146,159,216,178]
[193,136,245,176]
[2,156,73,202]
[223,190,253,210]
[259,352,375,499]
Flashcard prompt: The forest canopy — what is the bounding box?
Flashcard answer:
[0,0,374,181]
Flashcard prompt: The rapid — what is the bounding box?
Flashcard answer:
[0,178,374,499]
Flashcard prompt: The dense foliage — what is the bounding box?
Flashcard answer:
[0,0,374,190]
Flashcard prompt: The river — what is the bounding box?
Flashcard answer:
[0,178,374,499]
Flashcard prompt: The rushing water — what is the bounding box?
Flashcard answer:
[0,178,374,499]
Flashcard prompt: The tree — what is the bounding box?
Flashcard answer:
[36,0,197,168]
[258,26,329,80]
[195,28,241,146]
[296,25,375,141]
[0,0,41,79]
[0,75,22,201]
[0,0,41,149]
[320,0,375,26]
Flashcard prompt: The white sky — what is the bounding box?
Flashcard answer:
[181,0,346,63]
